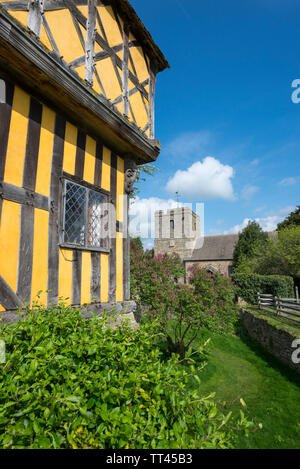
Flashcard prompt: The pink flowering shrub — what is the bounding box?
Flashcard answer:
[187,265,239,334]
[130,246,238,358]
[130,248,202,357]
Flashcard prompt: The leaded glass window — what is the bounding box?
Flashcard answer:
[63,180,109,250]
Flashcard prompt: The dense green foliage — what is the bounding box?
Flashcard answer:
[277,205,300,231]
[131,247,239,356]
[232,221,268,271]
[130,236,144,253]
[233,226,300,286]
[231,273,294,305]
[187,266,239,334]
[0,306,254,449]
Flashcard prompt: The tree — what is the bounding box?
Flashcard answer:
[255,226,300,282]
[130,236,144,253]
[277,206,300,231]
[232,221,268,271]
[131,164,160,198]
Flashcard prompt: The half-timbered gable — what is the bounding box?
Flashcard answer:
[0,0,167,137]
[0,1,168,320]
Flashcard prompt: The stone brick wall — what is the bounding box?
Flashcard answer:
[241,308,300,374]
[154,238,197,261]
[154,207,200,261]
[185,260,233,277]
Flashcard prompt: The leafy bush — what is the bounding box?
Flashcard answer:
[131,249,204,356]
[0,305,254,449]
[187,266,239,334]
[231,273,295,305]
[130,249,184,305]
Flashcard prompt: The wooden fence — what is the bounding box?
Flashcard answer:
[257,293,300,325]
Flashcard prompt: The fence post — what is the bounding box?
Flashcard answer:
[257,292,261,310]
[275,296,280,316]
[296,286,299,304]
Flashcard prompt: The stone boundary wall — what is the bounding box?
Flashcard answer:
[240,308,300,374]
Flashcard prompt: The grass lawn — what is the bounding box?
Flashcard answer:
[192,328,300,449]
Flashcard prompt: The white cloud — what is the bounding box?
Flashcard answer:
[241,184,259,201]
[279,177,299,187]
[165,157,235,201]
[164,131,211,158]
[250,158,260,166]
[225,206,296,234]
[129,196,178,240]
[254,205,267,214]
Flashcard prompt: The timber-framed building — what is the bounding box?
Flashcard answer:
[0,0,169,322]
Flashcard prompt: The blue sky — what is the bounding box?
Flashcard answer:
[130,0,300,246]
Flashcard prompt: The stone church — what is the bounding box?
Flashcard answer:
[154,207,238,278]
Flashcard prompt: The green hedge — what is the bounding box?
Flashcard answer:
[231,273,294,305]
[0,305,255,449]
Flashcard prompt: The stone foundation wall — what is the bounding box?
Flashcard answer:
[241,308,300,374]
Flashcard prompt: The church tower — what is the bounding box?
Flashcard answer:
[154,207,200,260]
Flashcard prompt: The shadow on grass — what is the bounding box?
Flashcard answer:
[236,319,300,388]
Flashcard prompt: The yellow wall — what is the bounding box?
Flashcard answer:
[0,200,20,292]
[0,80,125,311]
[4,86,30,187]
[2,2,152,135]
[31,209,49,306]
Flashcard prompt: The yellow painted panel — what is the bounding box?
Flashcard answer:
[9,11,28,28]
[98,5,123,47]
[83,135,96,184]
[40,23,52,51]
[35,106,55,196]
[4,86,30,187]
[44,10,84,63]
[101,146,111,191]
[94,41,104,53]
[0,304,5,312]
[129,31,135,43]
[63,121,77,176]
[129,92,149,130]
[74,64,85,81]
[100,253,109,303]
[58,248,73,305]
[116,232,123,302]
[116,102,123,115]
[93,75,105,97]
[0,200,20,291]
[128,79,136,92]
[31,209,48,306]
[130,46,149,83]
[77,6,88,17]
[81,251,91,305]
[116,156,124,222]
[95,59,122,101]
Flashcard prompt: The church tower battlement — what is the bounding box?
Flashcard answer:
[154,207,201,260]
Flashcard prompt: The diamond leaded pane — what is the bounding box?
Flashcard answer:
[64,182,86,246]
[87,190,108,248]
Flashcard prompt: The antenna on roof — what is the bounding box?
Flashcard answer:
[175,191,181,207]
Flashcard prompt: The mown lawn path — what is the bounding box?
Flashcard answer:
[194,330,300,449]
